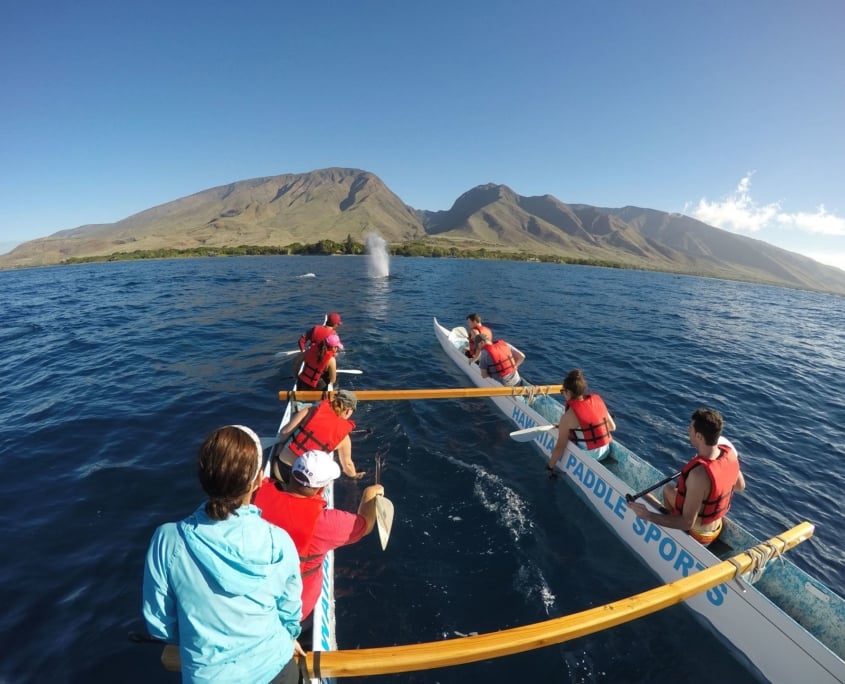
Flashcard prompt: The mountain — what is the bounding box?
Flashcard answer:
[2,168,424,268]
[418,184,845,293]
[3,168,844,295]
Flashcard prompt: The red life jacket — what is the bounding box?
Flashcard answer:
[253,482,326,578]
[467,324,492,356]
[566,395,612,449]
[675,443,740,524]
[288,399,355,456]
[484,339,517,378]
[298,324,332,351]
[298,344,335,388]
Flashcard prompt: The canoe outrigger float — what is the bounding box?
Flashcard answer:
[432,317,845,683]
[158,516,816,678]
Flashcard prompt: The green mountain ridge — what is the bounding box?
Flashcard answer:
[2,167,843,295]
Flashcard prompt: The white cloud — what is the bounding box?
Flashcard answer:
[686,173,845,237]
[776,206,845,237]
[687,173,779,232]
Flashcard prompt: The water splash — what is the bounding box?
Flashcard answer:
[365,233,389,278]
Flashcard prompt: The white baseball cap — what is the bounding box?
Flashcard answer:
[291,450,341,488]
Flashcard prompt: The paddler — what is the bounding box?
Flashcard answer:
[273,389,364,480]
[627,408,746,545]
[546,368,617,474]
[465,312,492,359]
[296,332,343,390]
[474,333,525,386]
[253,449,383,649]
[298,311,343,351]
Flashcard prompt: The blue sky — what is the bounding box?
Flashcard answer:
[3,1,844,269]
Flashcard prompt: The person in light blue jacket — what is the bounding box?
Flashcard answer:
[143,425,304,684]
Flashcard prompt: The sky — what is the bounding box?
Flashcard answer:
[2,1,844,270]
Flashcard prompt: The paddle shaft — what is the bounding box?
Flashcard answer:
[278,385,563,402]
[625,471,682,503]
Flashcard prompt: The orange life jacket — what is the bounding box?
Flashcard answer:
[483,339,517,378]
[298,324,332,351]
[288,399,355,456]
[675,443,740,524]
[566,395,612,449]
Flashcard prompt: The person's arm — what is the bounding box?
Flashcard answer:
[547,410,577,471]
[357,484,385,534]
[326,356,337,386]
[142,527,179,643]
[628,466,707,531]
[734,468,747,493]
[336,435,363,479]
[478,351,490,377]
[511,346,525,368]
[279,407,308,440]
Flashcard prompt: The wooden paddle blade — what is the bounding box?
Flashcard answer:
[375,495,394,550]
[509,425,557,442]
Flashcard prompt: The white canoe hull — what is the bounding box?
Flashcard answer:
[434,317,845,684]
[267,385,337,682]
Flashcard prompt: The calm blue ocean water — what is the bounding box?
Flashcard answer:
[0,256,842,684]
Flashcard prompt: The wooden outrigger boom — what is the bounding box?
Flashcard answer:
[163,522,814,677]
[278,385,563,403]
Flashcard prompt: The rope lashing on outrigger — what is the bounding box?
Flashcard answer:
[517,383,557,407]
[728,535,789,589]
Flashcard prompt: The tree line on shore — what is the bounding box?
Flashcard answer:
[61,236,629,270]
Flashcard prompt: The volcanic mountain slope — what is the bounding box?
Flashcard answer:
[2,168,424,268]
[3,168,843,295]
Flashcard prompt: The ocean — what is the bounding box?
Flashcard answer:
[0,255,842,683]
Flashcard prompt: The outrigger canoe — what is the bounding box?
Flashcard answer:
[433,317,845,684]
[268,374,337,682]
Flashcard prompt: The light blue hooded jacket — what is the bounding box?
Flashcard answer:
[143,503,302,684]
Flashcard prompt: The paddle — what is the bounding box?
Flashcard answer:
[279,385,564,402]
[509,425,557,442]
[374,451,394,550]
[274,349,304,358]
[625,471,682,503]
[336,369,363,375]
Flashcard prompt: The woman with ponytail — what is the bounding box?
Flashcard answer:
[143,425,305,683]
